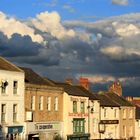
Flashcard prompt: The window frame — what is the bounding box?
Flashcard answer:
[80,101,85,113]
[54,97,58,111]
[73,101,77,113]
[73,118,85,134]
[13,104,17,122]
[47,97,51,111]
[13,81,18,94]
[39,96,43,111]
[1,104,6,123]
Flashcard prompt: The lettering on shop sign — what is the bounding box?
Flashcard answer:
[35,124,53,130]
[68,112,88,117]
[100,120,119,124]
[70,97,86,102]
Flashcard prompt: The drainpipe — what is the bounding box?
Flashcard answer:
[99,106,101,139]
[88,100,90,134]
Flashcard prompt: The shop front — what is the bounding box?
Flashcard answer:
[26,122,63,140]
[6,125,24,140]
[67,133,90,140]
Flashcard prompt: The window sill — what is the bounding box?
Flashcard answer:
[1,94,8,96]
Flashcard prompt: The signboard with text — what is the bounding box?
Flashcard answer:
[100,120,119,124]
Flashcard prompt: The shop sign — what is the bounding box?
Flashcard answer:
[70,97,86,102]
[34,123,60,131]
[8,126,23,134]
[100,120,119,124]
[68,112,88,117]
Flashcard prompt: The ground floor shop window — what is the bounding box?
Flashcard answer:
[73,118,85,134]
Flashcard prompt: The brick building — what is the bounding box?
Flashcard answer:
[21,67,64,140]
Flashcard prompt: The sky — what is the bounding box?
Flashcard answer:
[0,0,140,96]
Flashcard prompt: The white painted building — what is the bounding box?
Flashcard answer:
[94,93,120,139]
[0,57,25,140]
[88,99,100,139]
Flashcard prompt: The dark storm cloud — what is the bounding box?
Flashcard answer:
[0,32,40,57]
[0,11,140,96]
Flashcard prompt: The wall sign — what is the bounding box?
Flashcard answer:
[68,112,88,117]
[33,123,61,131]
[8,126,23,134]
[100,120,119,124]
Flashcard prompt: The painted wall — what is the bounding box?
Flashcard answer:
[0,69,25,137]
[89,100,100,139]
[119,107,135,139]
[100,107,120,139]
[63,93,89,139]
[135,120,140,140]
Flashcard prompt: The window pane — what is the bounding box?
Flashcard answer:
[73,119,85,134]
[81,102,85,113]
[54,97,58,111]
[13,104,17,122]
[13,81,18,94]
[31,96,35,110]
[73,101,77,113]
[1,104,6,123]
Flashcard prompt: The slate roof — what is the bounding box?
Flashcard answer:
[105,92,134,107]
[0,57,22,72]
[94,93,120,107]
[55,82,89,97]
[20,67,54,85]
[76,86,98,100]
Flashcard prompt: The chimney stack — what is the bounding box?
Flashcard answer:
[79,77,89,90]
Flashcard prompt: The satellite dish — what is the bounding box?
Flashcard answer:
[1,80,8,87]
[4,81,8,87]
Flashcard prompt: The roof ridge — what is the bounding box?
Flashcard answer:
[0,57,23,72]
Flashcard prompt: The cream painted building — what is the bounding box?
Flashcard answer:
[0,57,25,139]
[135,106,140,140]
[57,83,90,140]
[95,93,120,139]
[78,86,100,140]
[106,93,136,139]
[95,91,136,140]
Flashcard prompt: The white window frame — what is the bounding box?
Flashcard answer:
[13,104,17,122]
[47,97,51,111]
[31,96,35,110]
[1,104,6,123]
[39,96,43,110]
[54,97,58,111]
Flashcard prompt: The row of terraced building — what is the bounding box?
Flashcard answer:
[0,56,139,140]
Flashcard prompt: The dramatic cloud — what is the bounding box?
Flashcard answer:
[112,0,129,6]
[100,45,140,61]
[0,12,43,43]
[0,11,140,96]
[30,11,75,39]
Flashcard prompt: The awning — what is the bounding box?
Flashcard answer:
[8,126,23,134]
[32,134,39,138]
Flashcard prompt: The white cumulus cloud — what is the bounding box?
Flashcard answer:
[0,12,44,43]
[100,45,140,60]
[31,11,75,39]
[113,22,140,37]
